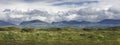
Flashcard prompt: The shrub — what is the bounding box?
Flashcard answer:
[82,28,92,31]
[45,28,62,31]
[21,28,35,32]
[0,27,9,31]
[6,27,21,31]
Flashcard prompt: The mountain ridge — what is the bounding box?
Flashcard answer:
[0,19,120,28]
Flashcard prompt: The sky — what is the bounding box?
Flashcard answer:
[0,0,120,25]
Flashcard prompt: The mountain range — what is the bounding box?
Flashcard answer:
[0,19,120,28]
[0,20,14,26]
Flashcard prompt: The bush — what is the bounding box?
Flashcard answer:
[6,27,21,31]
[45,28,62,31]
[21,28,35,32]
[82,28,92,31]
[0,27,9,31]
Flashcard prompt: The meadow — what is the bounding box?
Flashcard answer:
[0,27,120,45]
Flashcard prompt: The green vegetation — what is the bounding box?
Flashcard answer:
[0,26,120,45]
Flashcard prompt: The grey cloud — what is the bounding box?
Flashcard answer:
[108,7,120,14]
[0,0,120,25]
[3,9,11,12]
[24,9,49,16]
[0,0,99,3]
[1,6,120,25]
[53,1,99,6]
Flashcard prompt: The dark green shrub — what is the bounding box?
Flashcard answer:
[82,28,92,31]
[21,28,35,32]
[6,27,21,31]
[45,28,62,31]
[0,27,9,31]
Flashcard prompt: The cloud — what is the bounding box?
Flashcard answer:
[53,1,98,6]
[0,0,120,25]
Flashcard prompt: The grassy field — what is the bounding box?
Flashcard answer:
[0,27,120,45]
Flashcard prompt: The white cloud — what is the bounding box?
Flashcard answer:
[66,14,78,21]
[0,0,120,25]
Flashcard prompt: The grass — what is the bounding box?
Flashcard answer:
[0,26,120,45]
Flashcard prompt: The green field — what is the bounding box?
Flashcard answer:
[0,27,120,45]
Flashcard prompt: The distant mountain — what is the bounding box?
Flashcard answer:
[20,20,51,28]
[98,19,120,24]
[20,20,47,25]
[9,19,120,28]
[52,20,91,24]
[51,21,92,27]
[0,20,14,26]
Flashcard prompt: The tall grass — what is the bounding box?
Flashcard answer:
[0,26,119,45]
